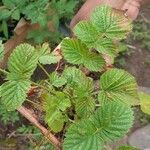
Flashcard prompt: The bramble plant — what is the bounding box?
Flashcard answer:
[0,5,149,150]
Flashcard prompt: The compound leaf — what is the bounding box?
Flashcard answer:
[61,39,105,71]
[98,69,139,105]
[75,97,95,118]
[1,80,31,111]
[74,21,117,57]
[7,44,38,79]
[91,5,132,40]
[42,92,71,133]
[49,72,67,88]
[63,101,133,150]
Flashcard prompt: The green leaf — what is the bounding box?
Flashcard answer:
[0,41,4,60]
[139,92,150,115]
[91,5,132,40]
[2,20,8,39]
[63,101,133,150]
[98,69,139,105]
[49,72,67,88]
[63,67,94,95]
[42,92,71,133]
[37,43,51,56]
[11,9,20,20]
[7,44,38,80]
[0,9,11,20]
[74,21,117,56]
[2,0,15,9]
[117,145,138,150]
[75,97,95,118]
[1,80,31,111]
[39,53,61,65]
[61,39,105,71]
[74,21,99,46]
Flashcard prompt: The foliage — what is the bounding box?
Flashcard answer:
[0,0,79,44]
[0,103,19,124]
[98,68,139,106]
[139,92,150,115]
[117,145,139,150]
[0,5,146,150]
[63,101,133,150]
[0,40,4,59]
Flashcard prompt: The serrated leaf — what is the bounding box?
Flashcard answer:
[63,67,94,95]
[2,20,8,39]
[139,92,150,115]
[91,5,132,40]
[61,39,105,71]
[2,0,15,9]
[49,72,67,88]
[0,9,11,20]
[74,21,117,57]
[7,44,38,79]
[75,97,95,118]
[63,101,133,150]
[11,9,20,20]
[0,41,4,60]
[1,80,31,111]
[98,69,139,105]
[74,21,99,45]
[39,53,61,65]
[42,92,71,132]
[84,52,105,71]
[117,145,138,150]
[37,43,51,56]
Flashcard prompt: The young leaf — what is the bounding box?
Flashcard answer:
[1,80,31,111]
[42,92,71,133]
[11,9,20,20]
[73,21,99,46]
[0,9,11,20]
[0,41,4,60]
[39,53,61,65]
[117,145,138,150]
[91,5,132,40]
[61,39,105,71]
[75,97,95,118]
[63,67,94,94]
[74,21,117,56]
[7,44,38,79]
[49,72,67,88]
[98,69,139,105]
[139,92,150,115]
[63,101,133,150]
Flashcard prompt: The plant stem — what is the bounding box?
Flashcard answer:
[38,62,50,78]
[17,106,61,149]
[0,68,8,75]
[31,81,55,96]
[26,99,43,111]
[31,81,48,91]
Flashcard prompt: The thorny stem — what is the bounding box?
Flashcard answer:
[17,106,61,149]
[38,62,50,78]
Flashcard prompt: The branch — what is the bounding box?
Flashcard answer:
[17,106,61,150]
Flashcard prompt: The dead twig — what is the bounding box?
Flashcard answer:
[17,106,61,150]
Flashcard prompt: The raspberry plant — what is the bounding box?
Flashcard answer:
[0,5,144,149]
